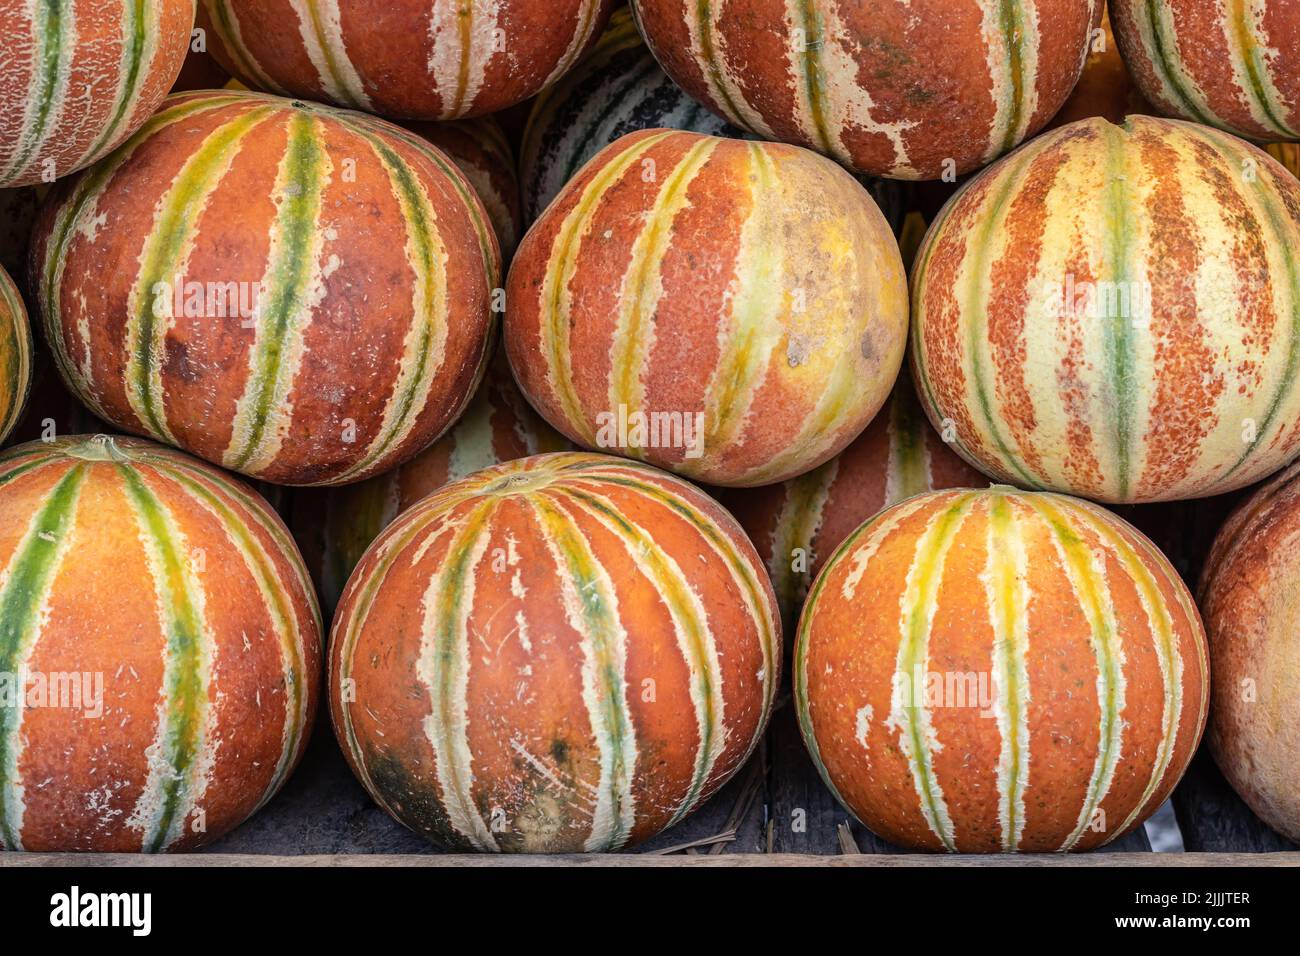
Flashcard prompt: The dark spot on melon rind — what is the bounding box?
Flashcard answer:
[858,34,917,69]
[163,338,201,383]
[486,737,589,852]
[904,86,937,107]
[363,744,472,851]
[860,330,878,363]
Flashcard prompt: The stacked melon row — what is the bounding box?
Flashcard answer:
[0,1,1297,855]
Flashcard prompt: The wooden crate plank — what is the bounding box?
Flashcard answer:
[766,705,850,854]
[1096,827,1152,853]
[1172,749,1298,853]
[635,741,767,855]
[7,851,1299,868]
[846,820,907,854]
[840,824,1151,855]
[712,748,769,856]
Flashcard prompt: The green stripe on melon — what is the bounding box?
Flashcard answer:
[226,111,327,471]
[0,463,87,850]
[2,0,73,184]
[118,465,209,853]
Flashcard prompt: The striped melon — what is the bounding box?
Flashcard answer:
[31,90,499,487]
[0,434,321,852]
[629,0,1102,180]
[296,349,570,615]
[721,377,988,631]
[519,7,742,223]
[1111,0,1300,141]
[407,116,522,260]
[0,0,195,189]
[329,452,780,852]
[199,0,614,120]
[519,8,909,232]
[506,129,909,488]
[1048,2,1153,128]
[1200,460,1300,844]
[795,486,1208,852]
[912,115,1300,504]
[0,266,33,447]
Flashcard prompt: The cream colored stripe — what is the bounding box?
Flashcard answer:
[1117,506,1209,739]
[125,106,275,446]
[794,483,914,815]
[73,0,163,170]
[885,492,978,851]
[542,0,606,88]
[985,492,1031,851]
[328,131,450,483]
[978,0,1041,164]
[143,446,324,638]
[683,0,776,137]
[222,113,333,474]
[122,472,217,852]
[951,131,1061,489]
[884,388,932,504]
[698,143,785,464]
[1085,509,1183,837]
[289,0,372,110]
[1013,128,1112,493]
[768,459,838,620]
[204,0,289,95]
[528,494,639,851]
[838,494,934,602]
[1142,124,1260,498]
[160,466,310,814]
[335,505,465,802]
[0,0,76,184]
[1224,0,1298,138]
[563,466,778,734]
[1130,0,1220,126]
[538,132,676,446]
[804,0,917,176]
[1027,495,1127,851]
[415,500,498,851]
[0,464,85,851]
[38,97,243,423]
[557,487,726,828]
[608,138,719,455]
[427,0,501,118]
[363,120,500,289]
